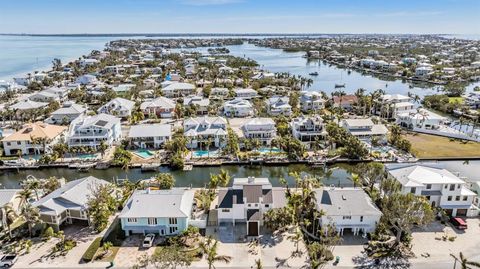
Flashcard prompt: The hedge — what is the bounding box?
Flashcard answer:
[82,237,102,263]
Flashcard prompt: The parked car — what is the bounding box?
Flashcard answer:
[0,254,18,268]
[142,233,156,248]
[450,217,468,230]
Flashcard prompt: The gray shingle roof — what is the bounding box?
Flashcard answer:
[32,176,110,215]
[0,189,21,207]
[128,124,171,138]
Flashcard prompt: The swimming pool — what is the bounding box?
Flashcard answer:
[192,150,218,158]
[78,154,97,159]
[133,149,155,159]
[257,148,282,154]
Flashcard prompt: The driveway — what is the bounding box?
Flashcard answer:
[113,235,158,268]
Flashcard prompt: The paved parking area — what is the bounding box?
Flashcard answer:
[113,235,158,268]
[190,224,308,268]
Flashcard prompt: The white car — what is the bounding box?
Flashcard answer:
[0,254,18,268]
[142,234,156,248]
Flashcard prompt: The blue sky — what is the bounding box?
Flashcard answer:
[0,0,478,34]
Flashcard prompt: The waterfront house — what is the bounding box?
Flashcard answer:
[49,102,87,124]
[184,116,228,149]
[375,94,415,118]
[314,187,382,236]
[210,87,229,99]
[28,90,60,103]
[10,99,49,112]
[140,97,176,118]
[340,118,388,143]
[32,176,110,230]
[290,115,327,148]
[266,96,292,116]
[224,98,254,117]
[396,108,446,130]
[127,124,171,149]
[67,113,121,149]
[2,122,67,156]
[79,58,99,68]
[387,164,478,217]
[415,65,434,77]
[216,177,286,236]
[234,88,258,100]
[242,118,277,146]
[98,97,135,118]
[464,92,480,109]
[161,82,196,98]
[333,95,358,111]
[300,91,325,112]
[75,74,98,85]
[120,188,196,236]
[183,96,210,115]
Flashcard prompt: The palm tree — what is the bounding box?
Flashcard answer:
[1,203,17,238]
[450,252,480,269]
[253,259,263,269]
[17,188,34,208]
[21,204,41,237]
[350,173,361,188]
[200,236,232,269]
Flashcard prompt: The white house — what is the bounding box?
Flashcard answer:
[314,187,382,236]
[98,97,135,118]
[49,102,87,124]
[234,88,258,100]
[224,98,254,117]
[161,82,196,98]
[376,94,415,118]
[210,87,229,99]
[10,99,49,112]
[290,115,327,147]
[216,177,286,236]
[127,124,171,149]
[1,122,67,156]
[242,118,277,146]
[75,74,98,85]
[387,164,478,217]
[184,116,228,149]
[340,118,388,143]
[300,91,325,112]
[396,108,447,130]
[183,96,210,115]
[266,96,292,116]
[140,97,176,118]
[67,114,122,149]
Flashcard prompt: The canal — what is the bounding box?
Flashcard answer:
[1,161,479,189]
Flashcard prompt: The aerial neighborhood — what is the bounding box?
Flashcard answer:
[0,35,479,269]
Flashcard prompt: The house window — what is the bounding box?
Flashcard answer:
[169,218,177,225]
[6,142,10,146]
[455,196,460,201]
[342,216,351,220]
[447,196,452,201]
[127,218,137,223]
[222,209,230,213]
[444,185,448,189]
[148,218,157,225]
[410,187,416,194]
[169,227,178,234]
[463,196,468,201]
[458,184,461,189]
[426,184,432,190]
[265,204,269,208]
[17,141,21,145]
[450,184,455,191]
[360,216,364,222]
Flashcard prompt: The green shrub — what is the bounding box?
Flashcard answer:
[43,227,55,240]
[82,237,102,263]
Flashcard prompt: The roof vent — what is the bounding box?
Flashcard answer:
[248,177,254,184]
[342,195,346,200]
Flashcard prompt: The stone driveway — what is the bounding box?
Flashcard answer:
[113,235,158,268]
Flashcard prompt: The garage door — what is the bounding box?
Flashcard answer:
[456,209,468,217]
[248,221,259,236]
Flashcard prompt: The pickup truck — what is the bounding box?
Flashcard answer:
[0,254,18,268]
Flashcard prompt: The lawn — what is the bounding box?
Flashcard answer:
[406,133,480,158]
[448,97,464,104]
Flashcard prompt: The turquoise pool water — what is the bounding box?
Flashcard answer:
[257,148,282,154]
[192,150,218,158]
[133,150,154,159]
[78,154,97,159]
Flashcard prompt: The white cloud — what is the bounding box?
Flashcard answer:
[180,0,243,6]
